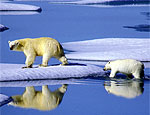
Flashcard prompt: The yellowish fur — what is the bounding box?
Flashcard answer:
[9,37,68,68]
[9,85,68,111]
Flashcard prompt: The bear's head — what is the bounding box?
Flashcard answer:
[103,61,111,71]
[8,40,20,50]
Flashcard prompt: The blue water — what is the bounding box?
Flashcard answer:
[0,79,150,115]
[0,1,150,115]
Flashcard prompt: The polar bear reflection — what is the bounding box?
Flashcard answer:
[104,80,144,99]
[9,84,68,111]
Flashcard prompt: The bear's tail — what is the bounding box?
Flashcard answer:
[57,43,65,56]
[142,63,145,69]
[140,63,145,78]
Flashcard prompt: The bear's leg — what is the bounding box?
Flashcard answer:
[42,85,51,96]
[39,54,51,67]
[25,86,35,94]
[22,86,36,104]
[58,56,68,65]
[23,55,36,68]
[109,70,117,77]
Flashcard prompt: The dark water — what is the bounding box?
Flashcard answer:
[0,1,150,115]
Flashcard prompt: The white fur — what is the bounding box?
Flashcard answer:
[104,80,144,99]
[103,59,144,79]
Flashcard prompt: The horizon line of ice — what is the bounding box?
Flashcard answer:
[48,0,150,5]
[0,3,42,12]
[63,38,150,62]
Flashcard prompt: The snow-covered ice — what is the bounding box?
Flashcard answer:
[0,38,149,83]
[0,94,13,107]
[0,3,42,11]
[63,38,150,62]
[0,24,9,32]
[0,63,105,82]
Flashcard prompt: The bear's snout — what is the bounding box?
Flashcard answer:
[10,47,13,50]
[10,45,15,50]
[103,67,106,71]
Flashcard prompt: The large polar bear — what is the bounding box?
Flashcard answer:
[8,37,68,68]
[103,59,144,79]
[9,84,68,111]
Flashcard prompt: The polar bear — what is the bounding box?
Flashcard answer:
[103,59,144,79]
[104,80,144,99]
[9,84,68,111]
[8,37,68,68]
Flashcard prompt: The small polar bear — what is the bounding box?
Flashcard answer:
[8,37,68,68]
[9,84,68,111]
[103,59,144,79]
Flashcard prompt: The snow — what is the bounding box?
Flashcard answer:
[63,38,150,62]
[0,3,42,11]
[0,94,13,107]
[0,63,105,82]
[0,24,9,32]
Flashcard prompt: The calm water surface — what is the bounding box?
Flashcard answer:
[0,1,150,115]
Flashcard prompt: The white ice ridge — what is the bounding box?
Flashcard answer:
[63,38,150,62]
[0,3,42,11]
[0,63,104,82]
[47,0,150,5]
[0,94,13,107]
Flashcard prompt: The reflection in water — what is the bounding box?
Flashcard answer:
[9,84,68,111]
[141,12,150,20]
[124,24,150,32]
[104,80,144,99]
[0,11,40,15]
[0,24,9,32]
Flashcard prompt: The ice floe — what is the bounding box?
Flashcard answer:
[0,3,42,11]
[0,63,105,82]
[63,38,150,62]
[0,24,9,32]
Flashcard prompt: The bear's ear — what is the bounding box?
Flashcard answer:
[8,41,11,43]
[108,61,110,64]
